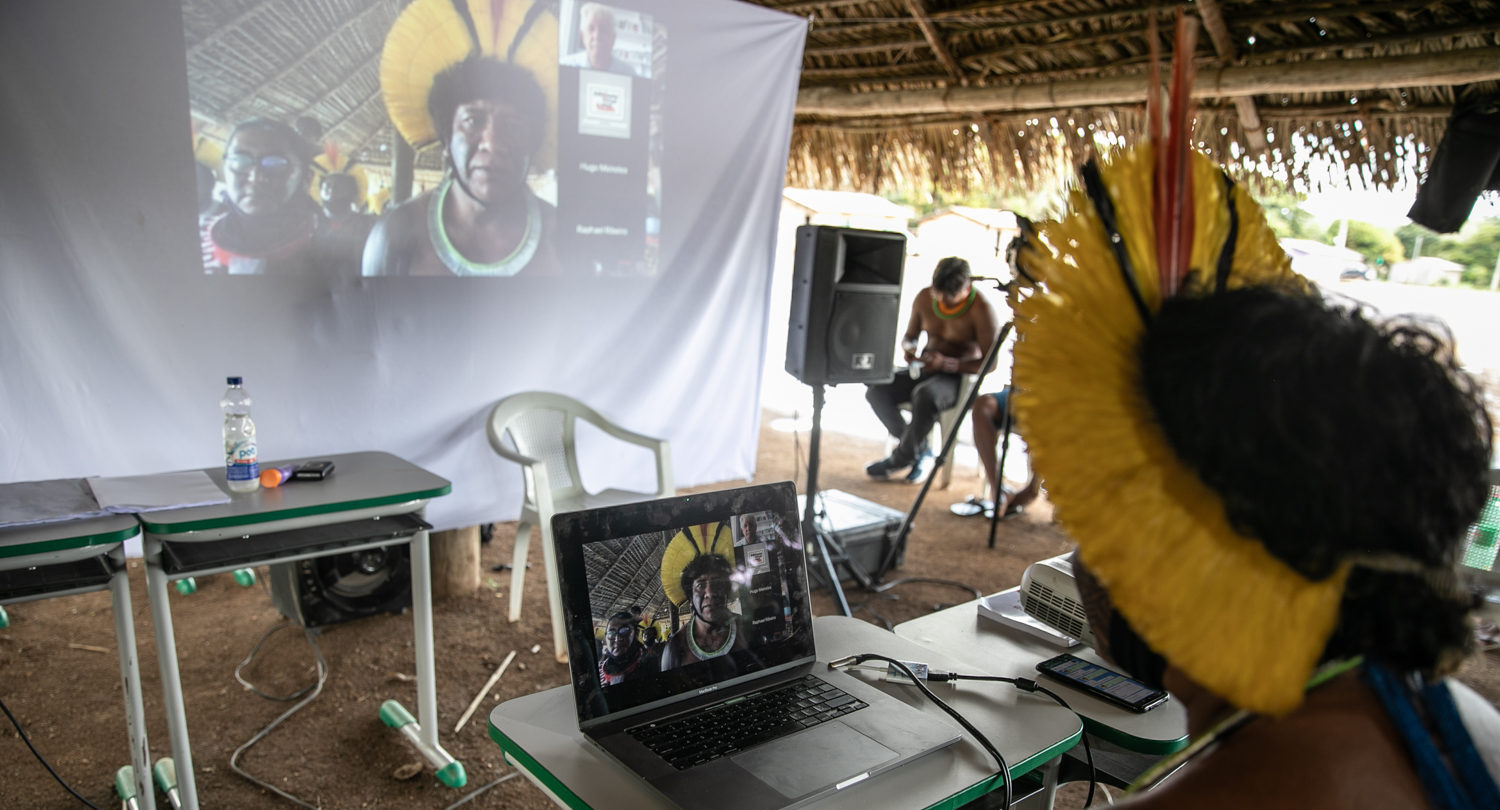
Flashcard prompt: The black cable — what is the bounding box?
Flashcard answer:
[948,674,1098,808]
[443,770,521,809]
[229,624,330,809]
[0,694,104,810]
[831,653,1013,809]
[234,620,319,701]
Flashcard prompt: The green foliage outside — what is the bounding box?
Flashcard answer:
[1397,220,1500,287]
[1327,220,1405,267]
[1259,193,1323,242]
[885,181,1500,289]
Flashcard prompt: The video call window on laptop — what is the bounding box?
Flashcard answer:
[552,483,961,810]
[556,486,817,724]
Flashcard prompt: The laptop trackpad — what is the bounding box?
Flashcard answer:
[731,722,899,798]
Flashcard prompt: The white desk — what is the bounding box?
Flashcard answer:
[0,500,155,809]
[894,591,1188,756]
[137,451,452,810]
[488,615,1083,809]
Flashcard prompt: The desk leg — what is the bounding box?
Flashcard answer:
[144,534,199,810]
[407,520,464,785]
[109,549,157,810]
[1036,757,1061,810]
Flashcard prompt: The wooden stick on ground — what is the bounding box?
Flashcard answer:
[453,650,518,734]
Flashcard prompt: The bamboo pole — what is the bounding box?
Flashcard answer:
[796,48,1500,118]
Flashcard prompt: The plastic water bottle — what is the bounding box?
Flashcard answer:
[221,376,259,493]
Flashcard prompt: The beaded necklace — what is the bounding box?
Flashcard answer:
[686,621,737,660]
[932,287,977,319]
[427,177,541,276]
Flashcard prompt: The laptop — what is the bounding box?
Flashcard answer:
[552,481,961,810]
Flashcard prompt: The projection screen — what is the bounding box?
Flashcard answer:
[0,0,807,532]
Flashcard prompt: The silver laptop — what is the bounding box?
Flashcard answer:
[552,481,960,810]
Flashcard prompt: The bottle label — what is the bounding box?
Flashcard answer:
[226,438,259,481]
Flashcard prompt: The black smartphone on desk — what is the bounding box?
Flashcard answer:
[293,460,335,480]
[1036,653,1169,713]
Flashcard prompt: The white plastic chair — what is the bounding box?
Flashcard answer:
[487,392,674,662]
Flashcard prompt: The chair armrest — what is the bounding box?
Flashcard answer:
[592,419,662,450]
[589,418,674,496]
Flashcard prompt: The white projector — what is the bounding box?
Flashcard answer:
[1019,553,1098,648]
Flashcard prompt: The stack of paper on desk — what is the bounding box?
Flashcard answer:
[0,478,111,528]
[87,471,230,513]
[977,589,1080,647]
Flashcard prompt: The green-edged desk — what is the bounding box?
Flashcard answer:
[894,590,1188,786]
[0,499,155,809]
[488,615,1083,810]
[136,451,451,810]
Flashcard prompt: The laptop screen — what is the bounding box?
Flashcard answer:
[553,481,817,726]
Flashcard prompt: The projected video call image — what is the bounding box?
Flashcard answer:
[184,0,664,278]
[583,512,806,690]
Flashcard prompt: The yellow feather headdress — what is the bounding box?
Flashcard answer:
[379,0,558,167]
[660,522,737,608]
[1011,14,1335,717]
[309,143,370,207]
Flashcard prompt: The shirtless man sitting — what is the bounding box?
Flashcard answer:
[865,257,1001,482]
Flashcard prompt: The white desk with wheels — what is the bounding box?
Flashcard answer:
[894,591,1188,758]
[136,451,451,810]
[0,499,156,809]
[488,615,1084,810]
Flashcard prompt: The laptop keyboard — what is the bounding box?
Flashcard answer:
[628,675,868,770]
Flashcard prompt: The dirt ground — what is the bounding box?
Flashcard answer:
[4,408,1498,810]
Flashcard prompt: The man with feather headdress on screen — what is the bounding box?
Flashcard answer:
[658,522,759,676]
[363,0,562,277]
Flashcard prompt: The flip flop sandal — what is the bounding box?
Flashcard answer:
[949,495,995,517]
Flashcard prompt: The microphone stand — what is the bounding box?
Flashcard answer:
[868,276,1021,590]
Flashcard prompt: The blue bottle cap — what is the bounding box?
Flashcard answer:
[227,376,243,385]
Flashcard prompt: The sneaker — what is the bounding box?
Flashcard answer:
[904,449,936,483]
[865,456,908,478]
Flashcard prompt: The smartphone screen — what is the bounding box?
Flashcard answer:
[1036,654,1169,712]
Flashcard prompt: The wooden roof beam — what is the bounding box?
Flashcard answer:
[1225,0,1434,28]
[930,0,1178,20]
[903,0,967,86]
[1195,0,1267,155]
[792,103,1453,132]
[797,47,1500,117]
[805,38,931,57]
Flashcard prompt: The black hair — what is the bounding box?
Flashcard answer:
[321,173,359,199]
[426,56,547,150]
[606,609,637,625]
[226,118,314,165]
[1142,285,1492,674]
[680,554,734,603]
[932,257,971,297]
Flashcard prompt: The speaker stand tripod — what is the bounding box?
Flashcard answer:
[801,382,882,617]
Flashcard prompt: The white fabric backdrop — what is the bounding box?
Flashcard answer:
[0,0,806,531]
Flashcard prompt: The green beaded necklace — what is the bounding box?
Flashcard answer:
[932,287,977,319]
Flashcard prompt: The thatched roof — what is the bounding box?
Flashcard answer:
[743,0,1500,195]
[183,0,403,158]
[181,0,1500,195]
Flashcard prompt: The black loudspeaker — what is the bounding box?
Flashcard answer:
[268,544,412,628]
[785,225,906,385]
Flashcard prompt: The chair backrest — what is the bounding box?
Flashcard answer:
[1460,469,1500,598]
[487,392,616,504]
